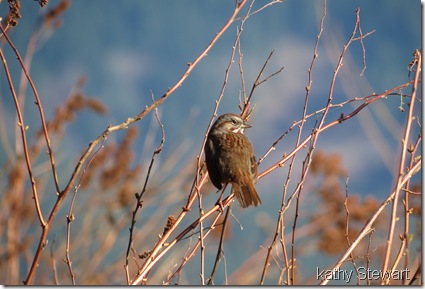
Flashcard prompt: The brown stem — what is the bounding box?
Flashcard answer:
[207,203,233,285]
[0,47,45,227]
[0,24,61,196]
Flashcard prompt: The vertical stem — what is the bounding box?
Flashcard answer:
[381,50,421,284]
[0,47,45,226]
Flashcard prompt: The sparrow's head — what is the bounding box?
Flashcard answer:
[210,113,251,135]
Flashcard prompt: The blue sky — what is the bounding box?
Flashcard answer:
[1,0,422,285]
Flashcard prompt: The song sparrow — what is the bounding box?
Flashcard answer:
[204,113,261,208]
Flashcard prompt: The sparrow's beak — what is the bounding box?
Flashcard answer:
[242,122,252,129]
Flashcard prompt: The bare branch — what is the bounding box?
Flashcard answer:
[125,92,165,284]
[381,49,421,285]
[0,46,45,226]
[0,23,61,196]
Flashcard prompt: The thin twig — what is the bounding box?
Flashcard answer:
[0,47,45,226]
[125,93,165,284]
[290,2,328,283]
[236,0,283,20]
[343,177,361,284]
[402,134,421,284]
[64,192,77,285]
[238,0,284,118]
[381,49,421,285]
[65,137,106,285]
[198,178,206,285]
[365,229,375,285]
[207,203,233,285]
[243,49,283,117]
[355,7,368,76]
[0,24,61,197]
[237,27,247,102]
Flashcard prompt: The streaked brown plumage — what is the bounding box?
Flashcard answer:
[204,113,261,208]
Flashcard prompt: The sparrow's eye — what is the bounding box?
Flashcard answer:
[231,118,237,124]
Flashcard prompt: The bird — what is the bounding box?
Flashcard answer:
[204,113,261,208]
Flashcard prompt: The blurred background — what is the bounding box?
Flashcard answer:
[0,0,421,285]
